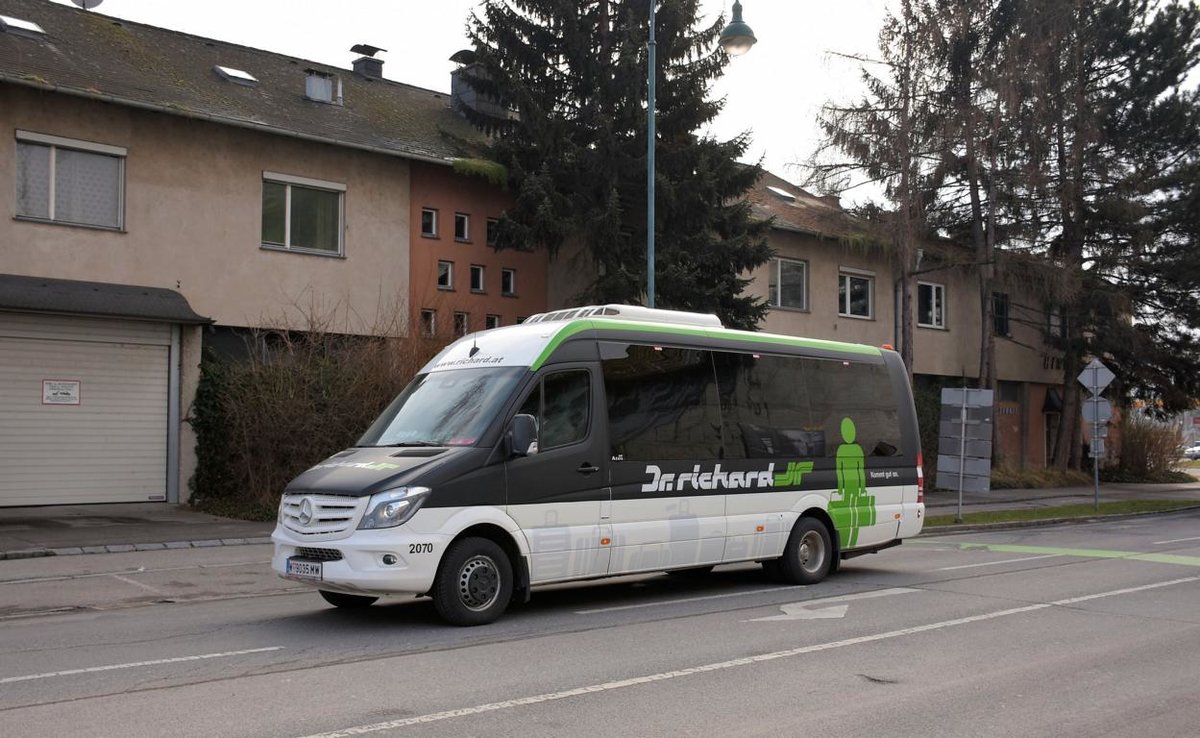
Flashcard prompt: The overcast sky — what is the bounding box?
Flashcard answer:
[53,0,891,201]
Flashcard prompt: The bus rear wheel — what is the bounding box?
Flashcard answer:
[433,537,513,626]
[776,517,833,586]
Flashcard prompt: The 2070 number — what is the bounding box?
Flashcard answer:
[409,543,434,554]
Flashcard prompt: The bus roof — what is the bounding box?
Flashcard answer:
[421,309,884,374]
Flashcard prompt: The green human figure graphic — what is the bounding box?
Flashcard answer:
[828,417,876,548]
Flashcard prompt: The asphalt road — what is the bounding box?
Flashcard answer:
[1,512,1199,738]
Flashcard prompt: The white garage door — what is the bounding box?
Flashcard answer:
[0,313,171,506]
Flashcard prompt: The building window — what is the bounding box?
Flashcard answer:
[1046,304,1063,338]
[917,282,946,328]
[993,292,1010,336]
[437,260,454,290]
[838,271,873,319]
[455,212,470,242]
[769,257,807,310]
[486,218,499,247]
[261,172,345,254]
[501,268,516,296]
[421,208,438,238]
[485,314,501,330]
[420,309,436,337]
[305,71,338,103]
[15,131,126,229]
[454,311,469,337]
[470,264,485,293]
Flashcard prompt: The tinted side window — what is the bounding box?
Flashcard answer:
[714,352,902,459]
[601,343,723,461]
[518,369,591,451]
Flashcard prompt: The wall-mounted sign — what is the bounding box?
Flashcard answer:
[42,379,81,405]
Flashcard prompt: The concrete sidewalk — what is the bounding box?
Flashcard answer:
[0,503,273,560]
[2,480,1199,561]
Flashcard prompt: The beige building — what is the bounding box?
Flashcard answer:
[742,171,1066,469]
[0,1,539,507]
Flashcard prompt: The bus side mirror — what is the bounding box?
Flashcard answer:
[508,414,538,458]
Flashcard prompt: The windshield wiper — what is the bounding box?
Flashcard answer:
[379,441,444,448]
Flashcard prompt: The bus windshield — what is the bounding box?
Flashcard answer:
[358,367,526,447]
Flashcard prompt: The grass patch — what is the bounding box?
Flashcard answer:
[925,499,1197,527]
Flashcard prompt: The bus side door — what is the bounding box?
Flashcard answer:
[505,365,611,583]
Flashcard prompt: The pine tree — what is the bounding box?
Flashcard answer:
[461,0,771,329]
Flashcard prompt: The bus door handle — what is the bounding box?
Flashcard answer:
[576,463,601,475]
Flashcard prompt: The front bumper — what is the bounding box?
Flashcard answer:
[271,524,449,597]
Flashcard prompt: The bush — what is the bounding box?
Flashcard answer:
[1107,412,1185,482]
[188,329,444,520]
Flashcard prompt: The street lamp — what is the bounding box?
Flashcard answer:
[646,2,756,308]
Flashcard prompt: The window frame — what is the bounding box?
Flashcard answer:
[769,256,809,311]
[437,260,454,291]
[454,212,470,242]
[993,292,1011,337]
[501,268,517,296]
[260,171,345,256]
[518,368,593,453]
[917,281,946,329]
[486,217,499,247]
[420,208,439,238]
[419,309,437,337]
[470,264,486,293]
[485,314,501,330]
[838,270,874,319]
[453,311,469,337]
[15,130,127,230]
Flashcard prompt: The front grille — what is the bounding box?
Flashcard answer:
[295,547,343,562]
[280,494,365,538]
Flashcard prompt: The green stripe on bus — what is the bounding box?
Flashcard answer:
[530,320,882,371]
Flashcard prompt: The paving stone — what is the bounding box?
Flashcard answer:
[191,539,222,548]
[164,541,193,550]
[134,543,166,551]
[106,544,136,553]
[49,547,84,556]
[82,546,108,555]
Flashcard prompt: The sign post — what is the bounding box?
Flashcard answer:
[936,388,994,523]
[1077,358,1114,512]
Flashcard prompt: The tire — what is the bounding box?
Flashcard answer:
[319,590,378,609]
[776,517,833,586]
[432,537,513,626]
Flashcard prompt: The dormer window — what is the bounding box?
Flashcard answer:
[214,65,258,87]
[305,70,340,104]
[0,15,45,39]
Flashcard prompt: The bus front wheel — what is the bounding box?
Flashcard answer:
[433,537,513,626]
[777,517,833,586]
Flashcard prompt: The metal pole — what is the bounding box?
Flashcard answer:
[1091,367,1100,512]
[957,395,966,524]
[646,0,657,308]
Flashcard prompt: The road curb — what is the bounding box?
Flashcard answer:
[0,536,273,561]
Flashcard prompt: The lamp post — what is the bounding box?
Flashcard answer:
[646,1,756,308]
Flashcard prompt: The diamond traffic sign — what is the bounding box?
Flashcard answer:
[1077,358,1114,395]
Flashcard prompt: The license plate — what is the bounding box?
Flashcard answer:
[286,558,322,581]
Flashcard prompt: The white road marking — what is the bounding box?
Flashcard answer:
[938,554,1061,571]
[0,647,284,685]
[745,587,919,622]
[108,573,167,595]
[575,586,789,614]
[298,576,1200,738]
[1153,536,1200,545]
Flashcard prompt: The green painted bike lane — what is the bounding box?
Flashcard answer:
[911,541,1200,568]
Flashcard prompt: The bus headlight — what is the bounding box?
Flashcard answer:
[358,487,432,530]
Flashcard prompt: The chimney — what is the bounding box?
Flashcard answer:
[350,44,386,80]
[819,194,842,210]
